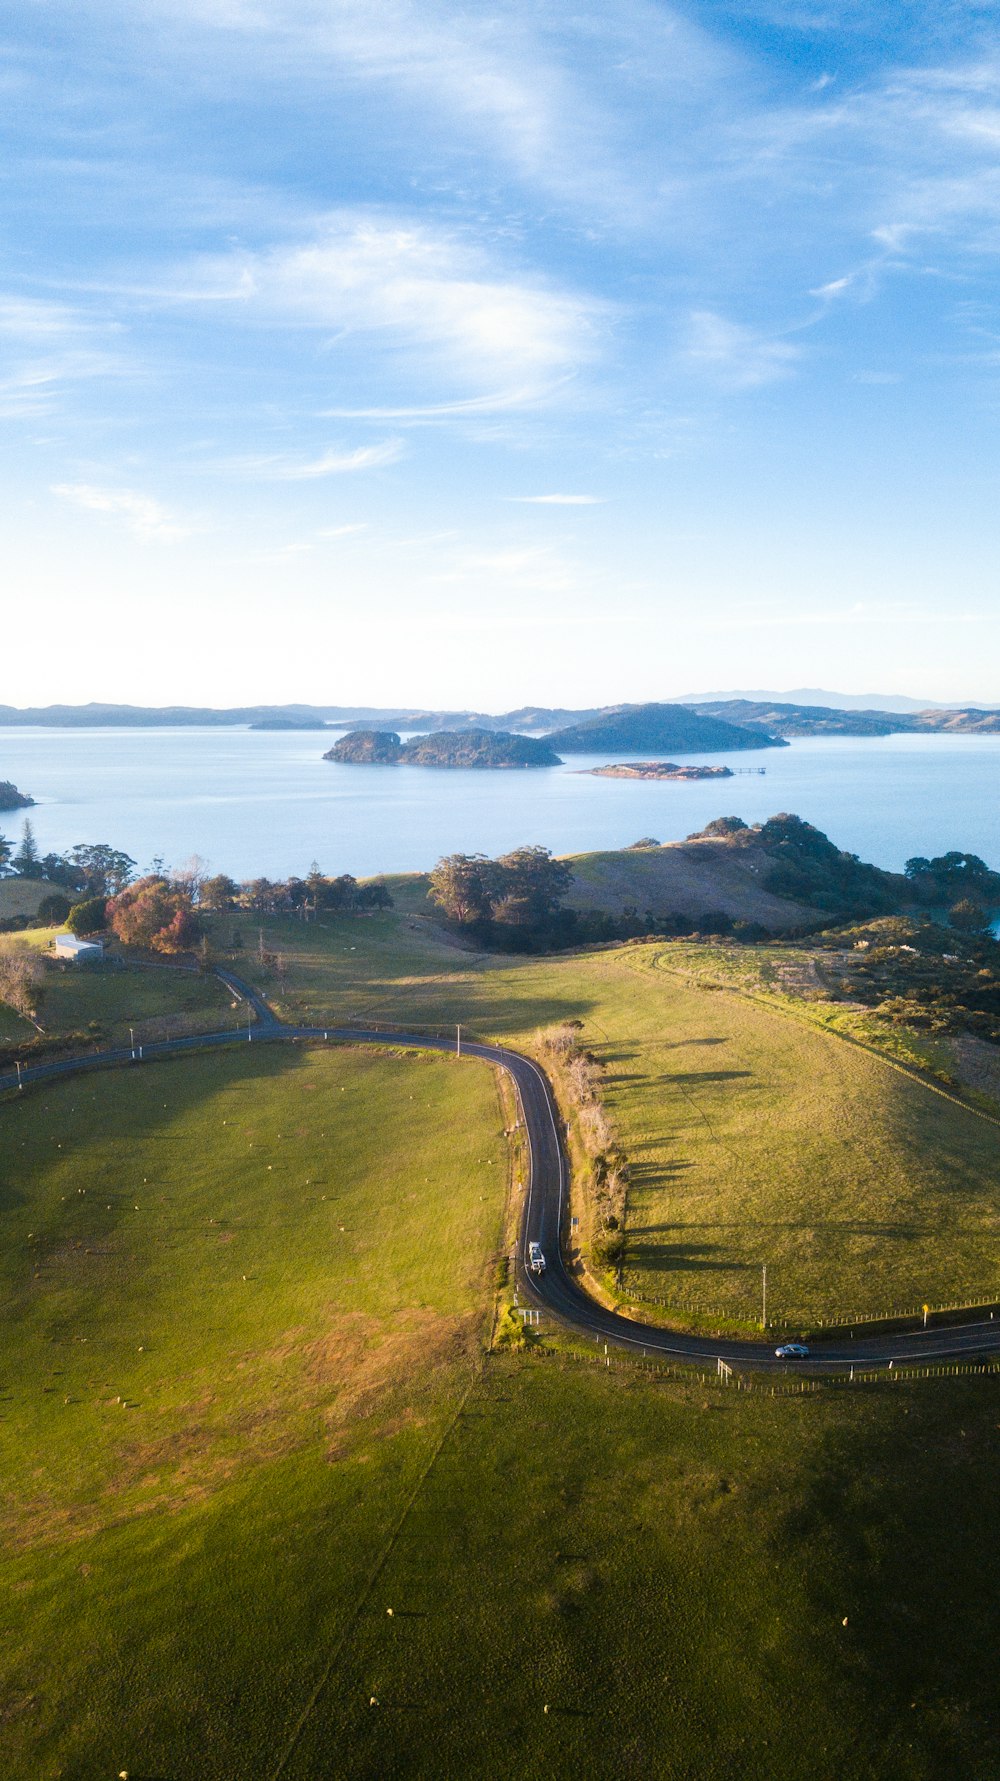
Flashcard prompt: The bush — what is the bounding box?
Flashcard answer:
[67,896,108,935]
[591,1231,626,1268]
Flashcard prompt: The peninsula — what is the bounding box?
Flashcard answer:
[325,728,562,768]
[585,761,734,781]
[0,780,34,811]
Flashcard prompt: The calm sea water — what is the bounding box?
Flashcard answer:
[1,727,998,881]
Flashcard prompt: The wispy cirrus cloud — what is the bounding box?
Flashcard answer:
[679,310,801,388]
[224,439,404,480]
[0,294,126,417]
[51,482,190,541]
[508,493,605,505]
[169,213,604,398]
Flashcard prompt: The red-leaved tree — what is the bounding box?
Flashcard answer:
[106,876,203,954]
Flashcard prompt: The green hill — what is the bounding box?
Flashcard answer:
[547,701,786,754]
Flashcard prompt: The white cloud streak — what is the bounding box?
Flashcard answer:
[172,213,603,396]
[51,483,190,542]
[509,493,605,505]
[225,439,404,480]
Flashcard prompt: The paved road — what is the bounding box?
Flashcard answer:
[3,980,999,1374]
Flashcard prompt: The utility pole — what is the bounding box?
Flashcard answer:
[258,927,265,966]
[129,1026,135,1061]
[761,1263,767,1330]
[15,1060,22,1091]
[456,1023,461,1059]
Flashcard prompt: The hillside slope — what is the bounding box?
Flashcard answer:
[563,837,817,929]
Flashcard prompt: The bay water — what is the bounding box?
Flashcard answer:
[1,726,998,882]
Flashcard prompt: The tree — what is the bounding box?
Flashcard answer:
[200,874,240,913]
[106,876,202,954]
[428,854,498,924]
[0,833,11,877]
[687,816,748,840]
[949,898,992,937]
[67,843,137,897]
[243,878,280,913]
[356,880,393,911]
[67,896,108,935]
[13,819,40,876]
[36,892,72,925]
[0,939,45,1022]
[493,845,572,925]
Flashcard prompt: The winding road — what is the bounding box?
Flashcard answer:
[3,967,999,1374]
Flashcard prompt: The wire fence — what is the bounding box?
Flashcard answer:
[618,1280,1000,1336]
[517,1339,1000,1393]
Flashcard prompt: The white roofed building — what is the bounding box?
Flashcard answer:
[53,934,104,963]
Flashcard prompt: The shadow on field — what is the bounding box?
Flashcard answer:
[668,1069,753,1085]
[785,1381,1000,1775]
[625,1238,749,1275]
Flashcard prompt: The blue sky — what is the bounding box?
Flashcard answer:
[3,1,1000,708]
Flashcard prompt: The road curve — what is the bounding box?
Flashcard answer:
[2,982,999,1374]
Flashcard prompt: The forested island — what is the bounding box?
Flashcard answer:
[324,728,562,768]
[0,781,34,812]
[546,702,787,754]
[586,761,734,781]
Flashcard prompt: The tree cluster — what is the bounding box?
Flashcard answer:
[106,877,203,954]
[687,812,900,918]
[0,821,137,898]
[428,846,573,948]
[200,867,393,916]
[904,851,1000,911]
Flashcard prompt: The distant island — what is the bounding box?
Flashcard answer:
[325,728,563,769]
[0,780,34,811]
[547,703,787,755]
[248,718,330,730]
[585,761,734,781]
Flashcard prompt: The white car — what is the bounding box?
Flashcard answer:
[528,1242,546,1274]
[774,1342,810,1359]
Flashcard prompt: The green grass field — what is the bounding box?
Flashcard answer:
[0,948,239,1051]
[223,913,1000,1322]
[285,1357,1000,1781]
[0,1043,507,1779]
[5,918,1000,1777]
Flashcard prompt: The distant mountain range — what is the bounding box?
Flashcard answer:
[1,695,999,740]
[675,687,999,714]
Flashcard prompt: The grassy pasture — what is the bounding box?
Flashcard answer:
[0,1043,506,1779]
[285,1356,1000,1781]
[226,913,1000,1322]
[4,924,1000,1777]
[0,878,51,919]
[0,947,239,1052]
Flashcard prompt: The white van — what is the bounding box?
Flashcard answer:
[528,1242,546,1274]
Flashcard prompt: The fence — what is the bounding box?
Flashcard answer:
[514,1340,1000,1394]
[618,1280,1000,1337]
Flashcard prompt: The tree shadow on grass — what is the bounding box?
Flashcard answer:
[625,1240,752,1275]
